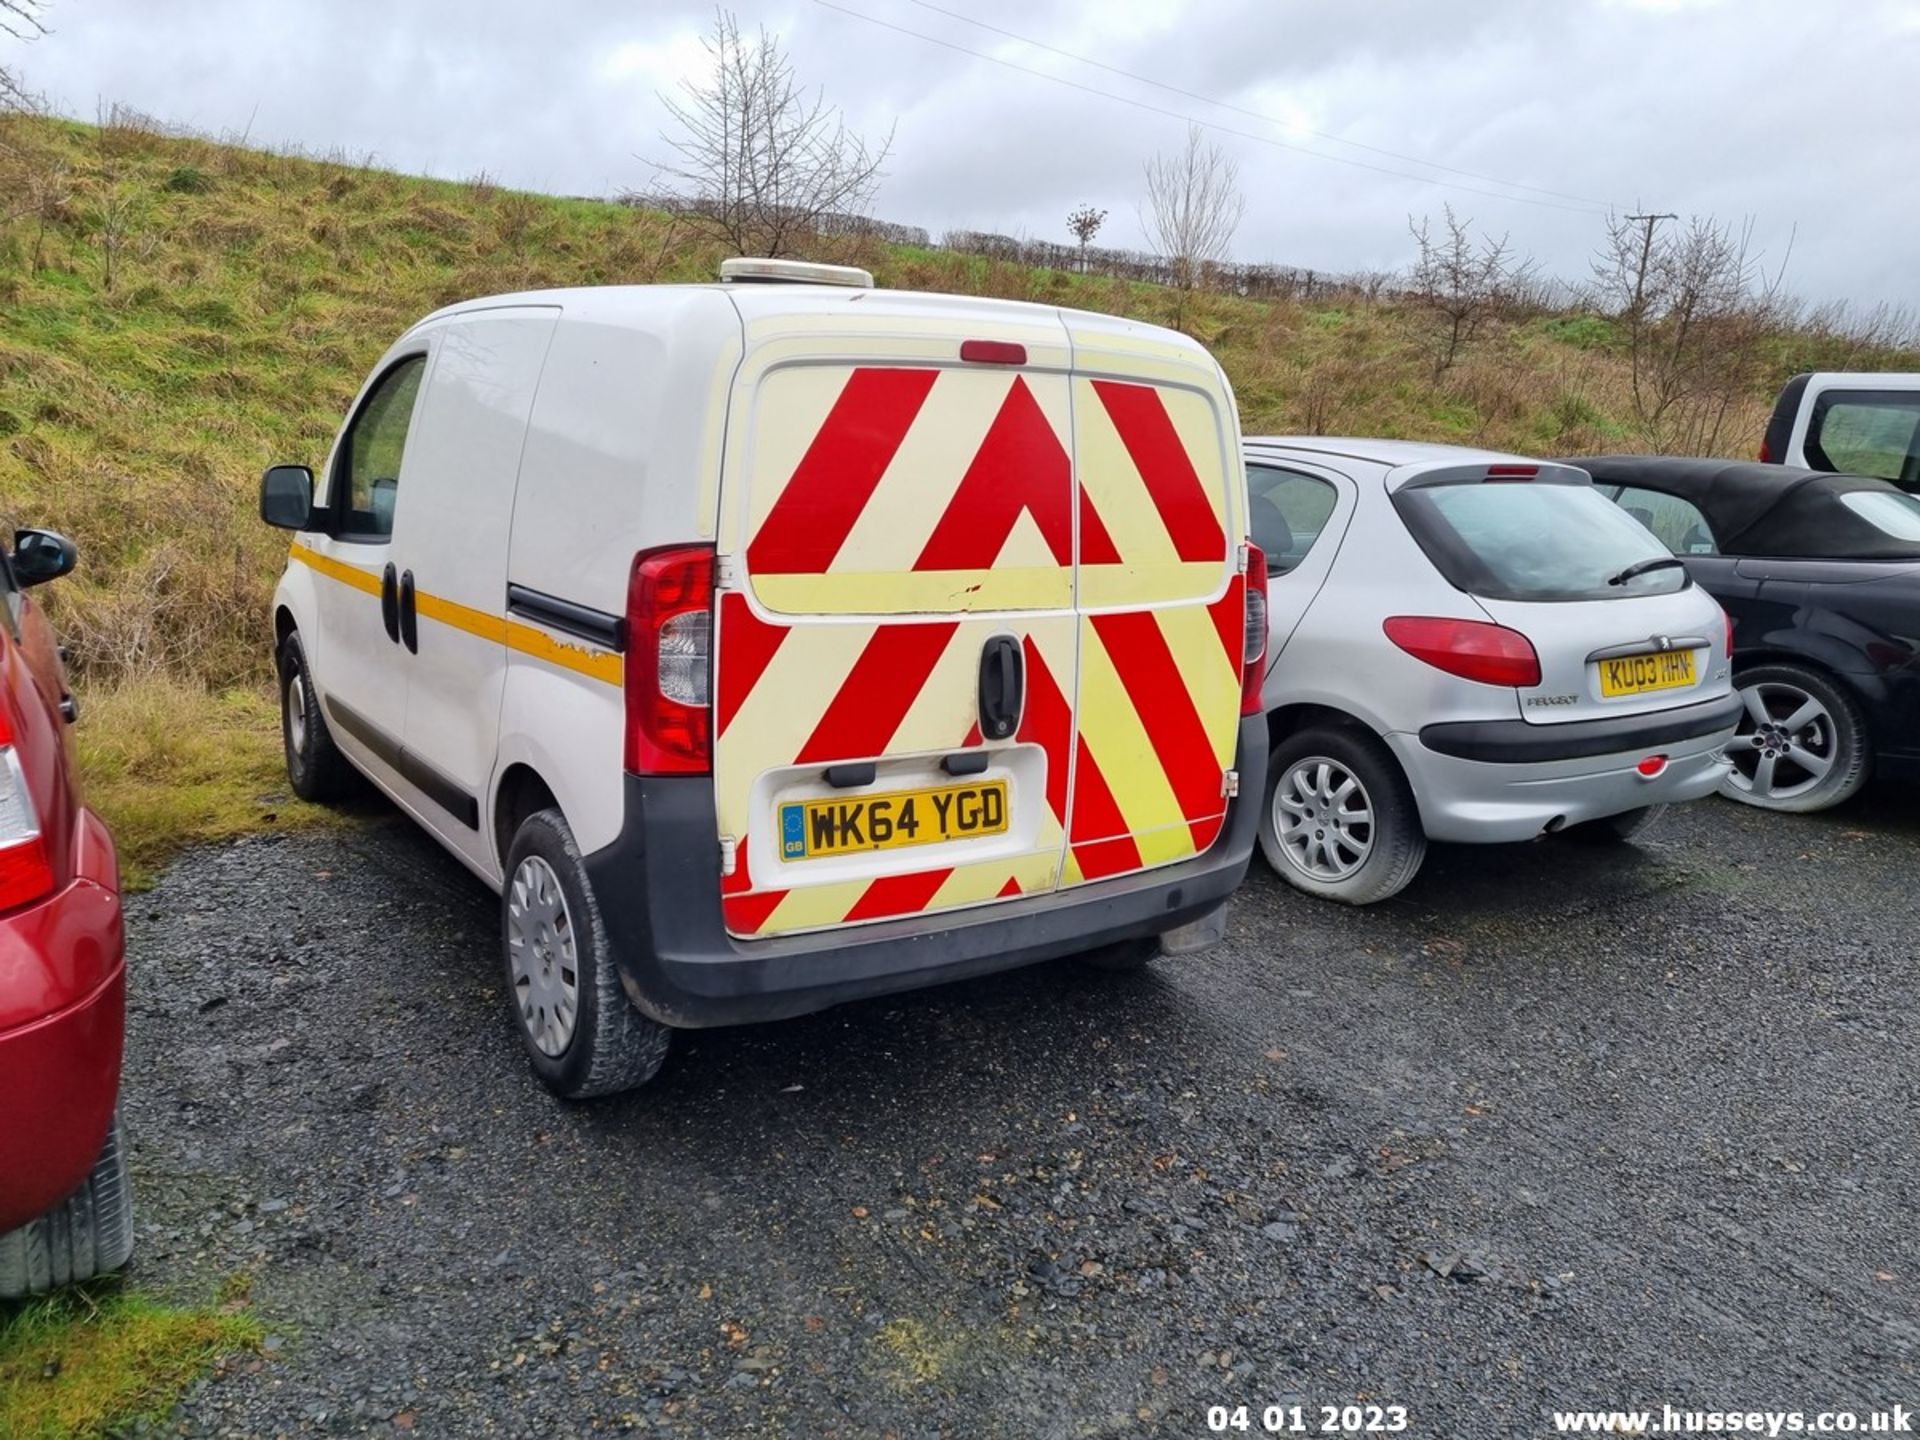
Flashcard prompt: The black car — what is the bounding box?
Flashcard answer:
[1578,456,1920,812]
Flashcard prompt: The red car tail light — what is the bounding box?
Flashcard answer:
[1383,615,1542,688]
[0,744,53,911]
[625,545,715,775]
[1241,544,1270,715]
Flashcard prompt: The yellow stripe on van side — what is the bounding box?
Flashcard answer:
[289,543,384,596]
[289,544,624,687]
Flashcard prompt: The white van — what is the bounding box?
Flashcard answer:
[259,260,1268,1098]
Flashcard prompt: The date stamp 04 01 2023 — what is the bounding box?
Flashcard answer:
[1206,1404,1411,1435]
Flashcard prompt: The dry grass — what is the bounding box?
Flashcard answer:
[71,678,344,889]
[2,109,1914,881]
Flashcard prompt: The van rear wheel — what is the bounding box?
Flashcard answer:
[278,631,355,803]
[503,808,672,1099]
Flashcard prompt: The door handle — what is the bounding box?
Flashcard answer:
[977,634,1024,740]
[380,562,400,644]
[399,569,418,654]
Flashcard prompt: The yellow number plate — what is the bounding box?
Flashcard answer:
[1596,649,1698,698]
[780,780,1009,861]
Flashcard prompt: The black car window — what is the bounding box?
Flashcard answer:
[1838,489,1920,543]
[1608,485,1719,556]
[1807,390,1920,487]
[1245,464,1338,576]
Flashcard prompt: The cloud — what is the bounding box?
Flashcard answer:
[13,0,1919,305]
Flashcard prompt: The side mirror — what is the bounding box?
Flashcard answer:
[260,464,315,530]
[12,528,77,586]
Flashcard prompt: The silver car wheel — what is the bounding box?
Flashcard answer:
[286,669,309,754]
[1273,755,1375,882]
[506,855,579,1058]
[1726,681,1836,802]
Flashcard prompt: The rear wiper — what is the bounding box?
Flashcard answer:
[1607,556,1685,587]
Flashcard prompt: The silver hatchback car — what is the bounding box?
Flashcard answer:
[1246,438,1743,904]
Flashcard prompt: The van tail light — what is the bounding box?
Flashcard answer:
[0,744,53,912]
[1758,439,1772,463]
[1241,544,1270,715]
[1383,616,1542,688]
[625,545,715,775]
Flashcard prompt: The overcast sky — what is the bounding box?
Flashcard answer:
[11,0,1920,308]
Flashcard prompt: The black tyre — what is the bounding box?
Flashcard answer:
[1075,936,1161,973]
[278,630,355,803]
[1259,726,1426,905]
[1721,663,1870,813]
[502,807,672,1100]
[0,1113,135,1298]
[1566,803,1669,844]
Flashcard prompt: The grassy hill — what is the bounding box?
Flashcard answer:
[1,109,1911,881]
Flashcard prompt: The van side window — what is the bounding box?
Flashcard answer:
[337,355,427,541]
[1806,390,1920,486]
[1609,485,1719,556]
[1246,464,1338,575]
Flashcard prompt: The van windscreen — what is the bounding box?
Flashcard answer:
[1394,479,1689,602]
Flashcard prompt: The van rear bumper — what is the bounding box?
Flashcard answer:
[585,716,1266,1029]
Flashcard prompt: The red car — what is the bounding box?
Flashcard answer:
[0,528,130,1296]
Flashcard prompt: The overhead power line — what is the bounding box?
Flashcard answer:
[902,0,1620,211]
[808,0,1616,217]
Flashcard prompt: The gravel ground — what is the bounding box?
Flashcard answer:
[121,789,1920,1439]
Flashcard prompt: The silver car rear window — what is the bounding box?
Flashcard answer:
[1395,479,1690,602]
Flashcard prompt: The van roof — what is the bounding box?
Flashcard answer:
[407,283,1218,360]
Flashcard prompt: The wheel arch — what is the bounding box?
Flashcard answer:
[1267,702,1388,752]
[493,763,561,875]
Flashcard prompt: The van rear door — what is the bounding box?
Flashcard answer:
[1059,316,1246,885]
[713,300,1082,938]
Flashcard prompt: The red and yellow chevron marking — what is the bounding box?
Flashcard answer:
[717,362,1241,938]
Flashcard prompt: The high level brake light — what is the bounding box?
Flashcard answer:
[1383,615,1542,688]
[1241,544,1270,715]
[0,706,53,911]
[625,545,715,775]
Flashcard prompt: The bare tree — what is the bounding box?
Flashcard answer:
[1408,204,1535,375]
[1592,211,1788,453]
[1141,125,1244,327]
[93,184,141,292]
[1066,203,1106,272]
[654,8,892,259]
[1,0,47,110]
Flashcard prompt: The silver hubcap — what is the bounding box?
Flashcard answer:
[507,856,579,1057]
[1274,756,1375,881]
[286,670,309,754]
[1727,682,1837,800]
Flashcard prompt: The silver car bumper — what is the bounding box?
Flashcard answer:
[1386,729,1734,844]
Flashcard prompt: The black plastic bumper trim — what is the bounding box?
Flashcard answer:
[583,714,1267,1028]
[1418,691,1743,763]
